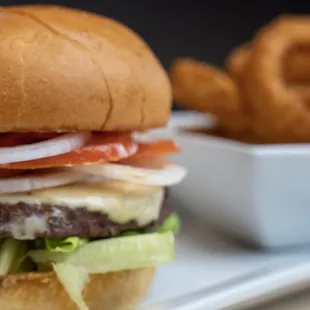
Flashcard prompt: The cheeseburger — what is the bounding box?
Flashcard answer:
[0,5,186,310]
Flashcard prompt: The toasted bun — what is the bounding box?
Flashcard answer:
[0,267,155,310]
[0,5,171,132]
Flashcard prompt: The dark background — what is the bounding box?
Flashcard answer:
[3,1,310,108]
[3,0,310,67]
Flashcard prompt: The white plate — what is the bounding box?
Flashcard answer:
[139,206,310,310]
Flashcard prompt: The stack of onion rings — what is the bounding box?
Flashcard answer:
[170,15,310,143]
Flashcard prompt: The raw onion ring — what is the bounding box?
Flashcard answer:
[0,169,88,194]
[0,132,90,165]
[73,162,187,186]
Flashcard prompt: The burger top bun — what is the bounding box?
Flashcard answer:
[0,267,155,310]
[0,5,171,132]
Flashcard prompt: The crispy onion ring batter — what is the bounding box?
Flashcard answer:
[245,17,310,141]
[169,58,252,132]
[226,41,310,85]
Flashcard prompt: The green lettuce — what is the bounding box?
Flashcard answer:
[123,213,181,236]
[44,237,89,253]
[0,239,29,275]
[155,213,181,234]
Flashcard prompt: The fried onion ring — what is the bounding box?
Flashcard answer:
[225,43,250,83]
[170,58,239,113]
[169,58,252,132]
[284,47,310,82]
[226,41,310,84]
[245,16,310,141]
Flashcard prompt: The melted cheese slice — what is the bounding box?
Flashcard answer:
[0,181,164,227]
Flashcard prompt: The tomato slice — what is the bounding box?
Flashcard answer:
[118,140,180,167]
[3,133,137,170]
[134,140,180,157]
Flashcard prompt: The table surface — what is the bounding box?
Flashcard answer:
[250,290,310,310]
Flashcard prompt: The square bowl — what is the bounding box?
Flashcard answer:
[151,112,310,248]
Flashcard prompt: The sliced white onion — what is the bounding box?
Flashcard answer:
[132,132,159,143]
[0,132,90,165]
[84,175,109,183]
[0,169,88,194]
[73,163,187,186]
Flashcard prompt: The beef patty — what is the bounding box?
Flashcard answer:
[0,190,171,239]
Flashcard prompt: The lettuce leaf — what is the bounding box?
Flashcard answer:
[44,237,89,253]
[154,213,181,234]
[53,263,89,310]
[30,231,175,268]
[0,239,28,275]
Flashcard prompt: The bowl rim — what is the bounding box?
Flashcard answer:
[168,112,310,157]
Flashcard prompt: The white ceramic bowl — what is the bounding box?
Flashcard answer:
[152,112,310,248]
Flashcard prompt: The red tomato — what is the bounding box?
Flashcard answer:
[135,140,180,157]
[118,140,180,168]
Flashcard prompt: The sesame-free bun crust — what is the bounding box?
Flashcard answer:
[0,5,171,132]
[0,267,155,310]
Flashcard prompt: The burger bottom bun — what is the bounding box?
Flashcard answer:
[0,267,155,310]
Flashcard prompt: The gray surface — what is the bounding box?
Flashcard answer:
[250,290,310,310]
